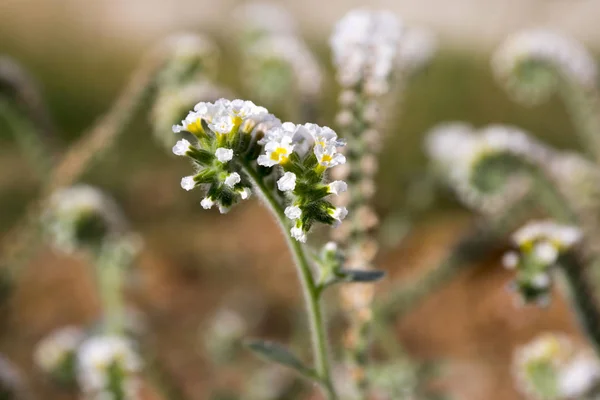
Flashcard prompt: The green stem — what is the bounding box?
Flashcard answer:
[95,249,124,335]
[242,163,337,400]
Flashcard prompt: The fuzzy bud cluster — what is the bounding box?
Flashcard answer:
[493,30,598,105]
[77,335,142,400]
[330,9,402,96]
[43,185,128,255]
[503,221,582,307]
[513,333,600,400]
[35,326,85,387]
[173,98,348,242]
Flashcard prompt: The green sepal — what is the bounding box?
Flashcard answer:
[244,339,318,381]
[188,148,214,165]
[194,169,217,184]
[217,187,236,208]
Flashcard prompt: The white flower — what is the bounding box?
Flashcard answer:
[77,335,141,396]
[284,206,302,220]
[201,197,215,209]
[513,220,582,252]
[531,273,551,289]
[328,180,348,195]
[210,116,235,134]
[277,172,297,191]
[330,207,348,225]
[238,187,252,200]
[224,172,241,188]
[558,354,600,398]
[502,252,519,269]
[180,176,195,191]
[291,226,307,242]
[533,242,559,264]
[330,9,401,93]
[305,124,346,168]
[215,147,234,163]
[257,125,295,167]
[218,204,230,214]
[172,139,192,156]
[35,326,85,373]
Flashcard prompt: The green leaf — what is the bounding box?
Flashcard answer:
[337,269,386,283]
[245,339,317,381]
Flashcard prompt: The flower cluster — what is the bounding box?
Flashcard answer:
[425,123,551,214]
[330,9,402,95]
[35,326,85,386]
[172,98,277,213]
[513,333,600,400]
[493,30,598,104]
[43,185,128,254]
[77,335,142,400]
[258,123,348,242]
[173,99,348,242]
[503,221,582,306]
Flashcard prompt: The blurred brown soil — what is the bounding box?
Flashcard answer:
[0,165,587,400]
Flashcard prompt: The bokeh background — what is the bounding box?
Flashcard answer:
[1,0,600,399]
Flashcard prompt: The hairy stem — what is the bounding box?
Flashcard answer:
[558,252,600,357]
[242,163,337,399]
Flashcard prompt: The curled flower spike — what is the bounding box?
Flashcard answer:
[503,221,582,306]
[513,333,600,400]
[77,335,142,400]
[425,123,555,215]
[35,326,85,386]
[172,99,348,241]
[43,185,129,255]
[493,30,597,105]
[330,9,402,95]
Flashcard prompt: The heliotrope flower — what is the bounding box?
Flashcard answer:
[171,99,349,241]
[35,326,85,385]
[77,335,142,400]
[503,220,582,306]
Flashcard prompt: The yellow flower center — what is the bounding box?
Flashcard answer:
[271,147,289,163]
[321,154,333,163]
[187,118,204,135]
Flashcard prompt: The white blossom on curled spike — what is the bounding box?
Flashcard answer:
[513,333,600,400]
[35,326,85,382]
[44,185,128,254]
[77,335,142,400]
[493,30,598,104]
[277,172,296,192]
[330,9,402,95]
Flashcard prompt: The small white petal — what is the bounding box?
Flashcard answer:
[291,226,307,243]
[224,172,241,188]
[218,204,230,214]
[172,139,191,156]
[534,242,559,264]
[502,252,519,269]
[277,172,297,192]
[531,273,551,289]
[284,205,302,220]
[200,197,214,209]
[180,176,195,191]
[331,207,348,221]
[328,180,348,195]
[238,187,252,200]
[215,148,234,163]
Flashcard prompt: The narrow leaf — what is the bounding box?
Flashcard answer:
[337,269,386,283]
[245,339,317,380]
